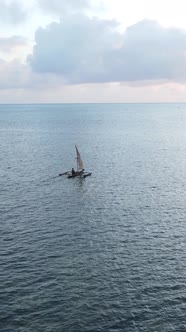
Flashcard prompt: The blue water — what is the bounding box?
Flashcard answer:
[1,103,186,332]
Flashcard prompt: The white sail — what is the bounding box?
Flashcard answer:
[75,145,84,171]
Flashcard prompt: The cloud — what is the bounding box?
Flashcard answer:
[28,14,120,82]
[0,36,27,53]
[0,0,27,24]
[1,80,186,103]
[117,20,186,82]
[0,59,34,89]
[29,17,186,84]
[37,0,90,14]
[0,58,65,90]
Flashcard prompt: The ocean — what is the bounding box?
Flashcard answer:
[1,103,186,331]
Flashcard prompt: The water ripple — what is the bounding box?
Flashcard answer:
[1,104,186,331]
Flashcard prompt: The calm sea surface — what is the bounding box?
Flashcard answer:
[1,103,186,332]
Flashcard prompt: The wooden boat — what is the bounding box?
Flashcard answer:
[59,146,92,178]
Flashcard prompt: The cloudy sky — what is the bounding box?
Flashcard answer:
[1,0,186,103]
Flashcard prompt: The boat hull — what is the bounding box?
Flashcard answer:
[68,172,92,178]
[82,172,92,178]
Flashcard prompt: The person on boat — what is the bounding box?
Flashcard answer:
[72,168,76,175]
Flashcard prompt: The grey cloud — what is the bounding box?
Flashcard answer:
[29,17,186,84]
[0,0,27,24]
[0,36,27,52]
[115,20,186,81]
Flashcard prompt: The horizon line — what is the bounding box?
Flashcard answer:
[1,102,186,105]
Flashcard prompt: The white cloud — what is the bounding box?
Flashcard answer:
[0,57,66,90]
[100,0,186,31]
[37,0,90,14]
[0,0,27,25]
[0,36,27,52]
[0,59,33,89]
[1,80,186,103]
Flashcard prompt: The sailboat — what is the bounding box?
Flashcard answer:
[59,145,92,178]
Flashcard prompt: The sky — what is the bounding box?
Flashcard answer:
[1,0,186,103]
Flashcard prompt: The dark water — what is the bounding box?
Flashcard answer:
[1,103,186,332]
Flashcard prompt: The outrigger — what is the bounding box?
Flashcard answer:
[59,145,92,179]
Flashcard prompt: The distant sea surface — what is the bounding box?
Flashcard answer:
[1,103,186,332]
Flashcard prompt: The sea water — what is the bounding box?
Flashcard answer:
[1,103,186,331]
